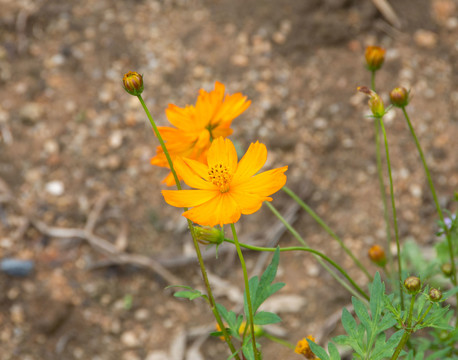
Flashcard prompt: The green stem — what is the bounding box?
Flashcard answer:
[407,294,416,328]
[416,303,433,325]
[265,202,367,301]
[263,333,295,350]
[231,223,259,360]
[282,186,373,281]
[379,117,404,311]
[390,330,409,360]
[374,118,395,282]
[223,238,369,301]
[371,70,376,92]
[401,107,457,290]
[137,95,240,359]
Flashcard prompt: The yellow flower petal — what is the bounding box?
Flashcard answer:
[233,166,288,196]
[183,193,241,226]
[229,191,266,215]
[232,141,267,185]
[181,158,210,181]
[162,189,218,208]
[207,137,238,174]
[165,104,196,132]
[174,157,214,190]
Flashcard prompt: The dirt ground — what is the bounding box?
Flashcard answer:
[1,0,458,359]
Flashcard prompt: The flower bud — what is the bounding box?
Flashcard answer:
[365,46,386,71]
[404,276,421,294]
[441,263,453,277]
[368,245,387,267]
[390,87,410,107]
[357,86,385,118]
[123,71,144,96]
[238,321,264,337]
[429,288,442,302]
[194,226,224,245]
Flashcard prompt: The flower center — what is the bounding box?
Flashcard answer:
[208,163,232,193]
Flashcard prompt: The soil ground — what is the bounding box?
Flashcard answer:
[0,0,457,359]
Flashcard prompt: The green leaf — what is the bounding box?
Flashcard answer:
[173,290,205,300]
[341,308,357,337]
[369,272,383,325]
[352,297,371,331]
[307,340,330,360]
[253,311,281,325]
[328,343,341,360]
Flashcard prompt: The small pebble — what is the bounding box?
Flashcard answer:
[121,331,140,348]
[1,258,34,277]
[414,29,438,48]
[45,180,65,196]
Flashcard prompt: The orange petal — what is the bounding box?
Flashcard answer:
[182,157,210,181]
[229,191,266,215]
[207,137,238,174]
[183,193,241,227]
[165,104,196,132]
[233,166,288,197]
[162,189,218,208]
[174,157,214,190]
[232,141,267,186]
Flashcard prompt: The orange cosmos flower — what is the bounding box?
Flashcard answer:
[151,82,251,186]
[162,137,287,227]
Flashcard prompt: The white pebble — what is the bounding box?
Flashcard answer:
[45,181,64,196]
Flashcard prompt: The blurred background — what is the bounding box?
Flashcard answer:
[0,0,457,359]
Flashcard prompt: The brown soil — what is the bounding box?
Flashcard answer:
[1,0,457,359]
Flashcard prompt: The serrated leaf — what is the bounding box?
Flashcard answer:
[253,311,281,325]
[328,343,341,360]
[352,297,371,331]
[307,340,330,360]
[369,272,383,324]
[341,308,357,337]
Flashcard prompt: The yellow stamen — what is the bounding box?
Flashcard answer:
[208,163,232,192]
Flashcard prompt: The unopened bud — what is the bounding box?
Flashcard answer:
[238,322,264,337]
[404,276,421,294]
[365,46,386,71]
[390,87,410,107]
[357,86,385,118]
[194,226,224,246]
[429,288,442,302]
[123,71,144,96]
[441,263,453,277]
[368,245,387,267]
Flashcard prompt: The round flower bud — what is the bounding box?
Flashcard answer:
[368,245,387,267]
[123,71,144,96]
[365,46,386,71]
[390,87,410,107]
[404,276,421,294]
[194,226,224,246]
[357,86,385,118]
[429,288,442,302]
[441,263,453,277]
[238,322,264,337]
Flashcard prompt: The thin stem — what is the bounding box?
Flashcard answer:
[137,95,240,359]
[390,330,409,360]
[282,186,373,281]
[265,202,367,302]
[370,70,395,286]
[371,70,376,92]
[416,303,433,325]
[374,118,395,281]
[231,223,259,360]
[223,238,369,301]
[379,117,404,310]
[401,107,457,288]
[263,333,295,350]
[407,294,416,328]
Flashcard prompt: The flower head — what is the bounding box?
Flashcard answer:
[357,86,385,118]
[404,276,421,294]
[368,245,387,267]
[162,137,287,227]
[151,82,251,185]
[123,71,144,96]
[295,335,320,359]
[429,288,442,302]
[390,87,410,107]
[365,46,386,71]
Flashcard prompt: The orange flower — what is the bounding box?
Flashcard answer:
[162,137,287,227]
[295,335,320,359]
[365,46,386,71]
[151,82,251,186]
[368,245,387,267]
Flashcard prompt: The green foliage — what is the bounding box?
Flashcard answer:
[167,285,208,301]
